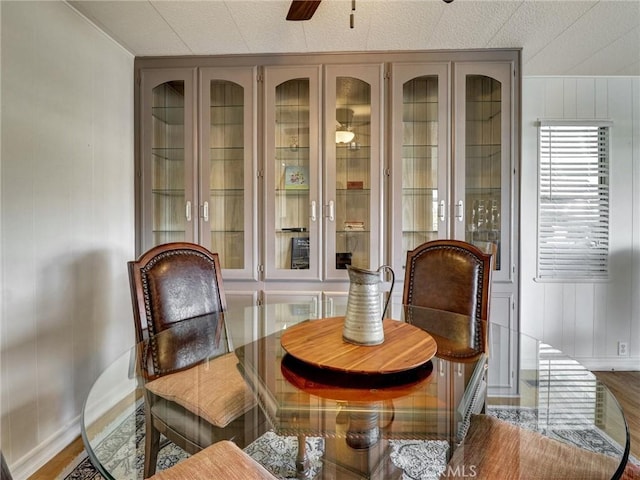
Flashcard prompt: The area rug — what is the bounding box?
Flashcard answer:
[58,405,634,480]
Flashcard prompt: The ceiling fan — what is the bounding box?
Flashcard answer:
[286,0,453,22]
[286,0,322,21]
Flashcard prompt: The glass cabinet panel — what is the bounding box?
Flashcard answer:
[200,67,257,279]
[325,64,383,279]
[275,79,311,268]
[208,80,245,269]
[140,69,196,252]
[401,76,440,251]
[334,76,372,269]
[264,66,321,280]
[390,63,449,274]
[464,75,502,269]
[152,81,187,244]
[454,62,512,282]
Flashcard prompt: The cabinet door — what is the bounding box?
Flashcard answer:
[264,66,322,280]
[324,64,384,280]
[200,67,258,279]
[389,63,450,275]
[453,62,514,283]
[140,68,197,251]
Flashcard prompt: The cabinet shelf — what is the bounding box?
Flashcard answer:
[403,229,438,235]
[336,188,371,194]
[466,187,501,194]
[152,148,184,162]
[210,188,244,193]
[210,104,243,126]
[275,189,310,195]
[152,189,185,196]
[209,147,245,161]
[337,229,370,234]
[276,229,309,235]
[402,188,438,194]
[152,106,184,125]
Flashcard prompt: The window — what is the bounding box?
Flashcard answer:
[537,121,610,280]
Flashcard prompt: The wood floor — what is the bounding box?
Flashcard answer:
[26,371,640,479]
[594,370,640,460]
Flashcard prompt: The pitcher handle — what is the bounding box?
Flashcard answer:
[377,265,395,320]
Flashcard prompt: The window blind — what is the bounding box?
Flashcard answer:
[537,122,610,280]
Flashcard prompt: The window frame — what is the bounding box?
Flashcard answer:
[536,120,612,282]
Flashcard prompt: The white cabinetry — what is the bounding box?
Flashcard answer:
[138,66,258,280]
[389,57,519,394]
[136,51,520,394]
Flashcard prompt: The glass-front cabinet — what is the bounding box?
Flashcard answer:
[263,64,384,281]
[263,66,322,280]
[390,63,450,273]
[453,63,512,282]
[324,64,384,280]
[140,69,196,247]
[390,61,514,284]
[139,67,257,279]
[389,59,518,395]
[136,52,519,365]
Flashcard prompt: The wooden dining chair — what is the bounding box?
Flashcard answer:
[147,440,276,480]
[403,239,493,360]
[128,242,268,478]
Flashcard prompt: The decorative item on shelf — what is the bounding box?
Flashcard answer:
[289,136,299,151]
[344,221,365,231]
[291,237,310,269]
[284,165,309,190]
[343,265,395,346]
[347,181,364,190]
[336,252,352,270]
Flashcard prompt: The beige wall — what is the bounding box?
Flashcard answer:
[0,2,135,477]
[520,77,640,370]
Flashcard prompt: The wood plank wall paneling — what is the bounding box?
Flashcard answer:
[520,77,640,370]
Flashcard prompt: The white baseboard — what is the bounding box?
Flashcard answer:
[10,416,80,480]
[10,366,135,480]
[577,356,640,372]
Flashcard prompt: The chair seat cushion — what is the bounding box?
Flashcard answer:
[442,414,622,480]
[148,440,275,479]
[145,352,256,428]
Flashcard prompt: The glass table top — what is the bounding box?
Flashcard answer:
[81,303,630,480]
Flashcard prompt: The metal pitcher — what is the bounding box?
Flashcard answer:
[343,265,395,346]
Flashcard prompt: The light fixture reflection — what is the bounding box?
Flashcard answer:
[335,129,355,144]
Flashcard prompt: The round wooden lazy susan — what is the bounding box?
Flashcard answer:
[280,316,437,375]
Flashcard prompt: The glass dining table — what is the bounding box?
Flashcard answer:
[81,303,630,480]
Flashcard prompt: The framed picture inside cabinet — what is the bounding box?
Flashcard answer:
[284,166,309,190]
[291,237,310,269]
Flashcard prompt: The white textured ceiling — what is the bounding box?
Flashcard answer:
[69,0,640,76]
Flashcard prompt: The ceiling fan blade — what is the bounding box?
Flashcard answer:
[286,0,322,21]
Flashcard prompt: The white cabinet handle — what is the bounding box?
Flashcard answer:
[327,200,335,222]
[185,201,192,222]
[439,200,446,221]
[455,200,464,222]
[310,201,317,222]
[202,201,209,222]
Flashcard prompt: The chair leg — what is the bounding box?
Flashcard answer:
[144,408,160,479]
